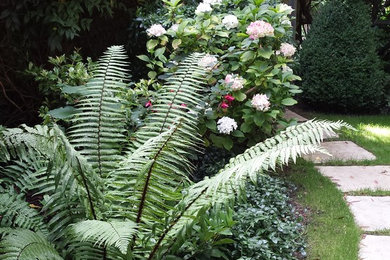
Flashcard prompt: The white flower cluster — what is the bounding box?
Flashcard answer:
[281,64,293,73]
[222,15,239,30]
[278,3,294,14]
[198,54,218,69]
[203,0,222,5]
[195,2,213,15]
[225,74,244,91]
[146,24,166,37]
[279,43,296,57]
[170,24,179,32]
[251,94,270,111]
[217,116,238,134]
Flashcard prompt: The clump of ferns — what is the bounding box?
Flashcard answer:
[0,46,353,260]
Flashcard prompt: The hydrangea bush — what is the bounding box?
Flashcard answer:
[139,0,301,149]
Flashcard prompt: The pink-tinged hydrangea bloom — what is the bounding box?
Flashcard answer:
[198,54,218,69]
[146,24,166,37]
[217,116,238,134]
[195,3,212,15]
[251,94,270,111]
[225,74,244,91]
[279,43,296,57]
[246,21,274,40]
[222,15,239,30]
[203,0,222,5]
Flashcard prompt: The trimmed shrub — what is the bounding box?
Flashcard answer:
[299,0,386,113]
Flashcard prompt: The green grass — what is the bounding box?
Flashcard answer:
[346,189,390,197]
[313,114,390,165]
[286,159,361,260]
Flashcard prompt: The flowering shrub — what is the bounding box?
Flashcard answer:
[139,0,301,150]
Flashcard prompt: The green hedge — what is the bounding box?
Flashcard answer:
[299,0,386,113]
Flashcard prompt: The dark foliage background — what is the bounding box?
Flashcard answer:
[298,0,386,113]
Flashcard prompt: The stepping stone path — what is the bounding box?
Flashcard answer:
[291,110,390,260]
[303,141,376,163]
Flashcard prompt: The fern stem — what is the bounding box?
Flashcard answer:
[76,157,97,220]
[96,50,115,179]
[148,187,207,260]
[131,123,181,248]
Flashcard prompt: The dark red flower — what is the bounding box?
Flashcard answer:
[145,100,152,108]
[224,94,235,102]
[220,102,229,109]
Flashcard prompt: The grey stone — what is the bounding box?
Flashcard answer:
[346,196,390,231]
[323,131,339,139]
[359,235,390,260]
[284,109,308,122]
[303,141,376,163]
[316,166,390,192]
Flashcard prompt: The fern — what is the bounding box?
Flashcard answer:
[72,220,137,254]
[130,52,207,151]
[0,188,48,235]
[68,45,129,178]
[0,229,63,260]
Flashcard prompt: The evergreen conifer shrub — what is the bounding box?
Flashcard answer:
[299,0,385,113]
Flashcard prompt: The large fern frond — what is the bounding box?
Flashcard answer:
[72,220,137,255]
[130,52,207,152]
[68,45,129,178]
[0,229,63,260]
[106,124,193,235]
[0,124,102,242]
[0,188,48,235]
[147,120,352,258]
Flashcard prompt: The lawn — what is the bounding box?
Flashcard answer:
[287,113,390,260]
[313,114,390,165]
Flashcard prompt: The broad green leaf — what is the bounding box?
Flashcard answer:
[172,39,182,50]
[49,106,77,119]
[281,98,298,106]
[137,55,150,62]
[240,50,255,62]
[258,46,273,59]
[147,39,159,50]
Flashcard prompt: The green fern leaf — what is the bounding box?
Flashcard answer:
[68,45,129,178]
[72,220,137,254]
[0,229,63,260]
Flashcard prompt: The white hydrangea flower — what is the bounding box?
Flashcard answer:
[203,0,223,5]
[279,43,296,57]
[225,74,244,91]
[217,117,238,134]
[278,3,294,14]
[251,94,270,111]
[146,24,166,37]
[170,24,179,32]
[198,54,218,69]
[195,3,212,15]
[281,64,293,73]
[222,15,239,30]
[281,18,292,26]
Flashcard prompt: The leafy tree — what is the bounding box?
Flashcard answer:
[299,0,386,113]
[0,46,350,259]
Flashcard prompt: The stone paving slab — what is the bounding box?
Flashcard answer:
[284,109,308,122]
[303,141,376,163]
[323,131,339,139]
[346,196,390,231]
[359,235,390,260]
[316,166,390,192]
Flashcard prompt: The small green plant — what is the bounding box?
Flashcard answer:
[231,175,306,259]
[26,50,96,121]
[299,0,386,113]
